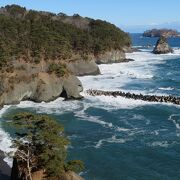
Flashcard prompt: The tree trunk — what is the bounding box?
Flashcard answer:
[27,150,32,180]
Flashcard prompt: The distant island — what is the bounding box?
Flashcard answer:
[143,29,180,38]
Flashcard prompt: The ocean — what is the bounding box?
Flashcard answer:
[0,34,180,180]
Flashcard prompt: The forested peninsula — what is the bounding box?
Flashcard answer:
[0,4,132,106]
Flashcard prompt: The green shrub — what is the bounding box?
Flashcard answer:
[48,63,69,77]
[9,112,84,179]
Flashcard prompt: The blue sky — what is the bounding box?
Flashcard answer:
[1,0,180,32]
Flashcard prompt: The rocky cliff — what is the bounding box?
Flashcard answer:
[95,50,134,64]
[67,60,100,76]
[153,36,173,54]
[0,5,132,106]
[0,61,83,107]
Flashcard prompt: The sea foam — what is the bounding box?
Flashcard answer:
[79,50,180,110]
[0,106,14,167]
[95,135,130,148]
[158,87,174,91]
[0,48,180,167]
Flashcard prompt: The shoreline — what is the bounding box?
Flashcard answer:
[0,150,11,180]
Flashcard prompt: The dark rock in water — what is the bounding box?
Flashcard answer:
[86,89,180,105]
[153,36,173,54]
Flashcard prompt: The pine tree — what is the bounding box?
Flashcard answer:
[10,112,84,179]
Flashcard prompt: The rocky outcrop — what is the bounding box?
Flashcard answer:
[153,36,173,54]
[67,50,134,75]
[67,60,100,76]
[0,65,83,107]
[95,50,133,64]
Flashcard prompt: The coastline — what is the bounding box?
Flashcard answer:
[0,150,11,180]
[0,46,179,180]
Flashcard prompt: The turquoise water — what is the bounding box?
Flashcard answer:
[0,34,180,179]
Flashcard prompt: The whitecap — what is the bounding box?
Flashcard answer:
[0,105,14,167]
[95,135,129,149]
[148,141,169,148]
[86,95,157,109]
[168,114,180,130]
[158,87,174,91]
[154,130,159,136]
[95,139,104,148]
[74,103,113,128]
[73,101,133,133]
[173,48,180,54]
[130,114,145,120]
[116,127,130,132]
[15,97,82,115]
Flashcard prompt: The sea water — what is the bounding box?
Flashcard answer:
[0,34,180,179]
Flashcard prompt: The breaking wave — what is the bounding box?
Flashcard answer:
[0,106,14,167]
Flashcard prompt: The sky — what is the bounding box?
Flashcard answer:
[1,0,180,32]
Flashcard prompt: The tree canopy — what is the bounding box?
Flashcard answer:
[10,112,84,179]
[0,5,131,68]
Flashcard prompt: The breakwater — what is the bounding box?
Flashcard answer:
[86,89,180,105]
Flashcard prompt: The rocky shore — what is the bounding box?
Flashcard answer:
[0,48,134,107]
[0,4,133,107]
[86,89,180,105]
